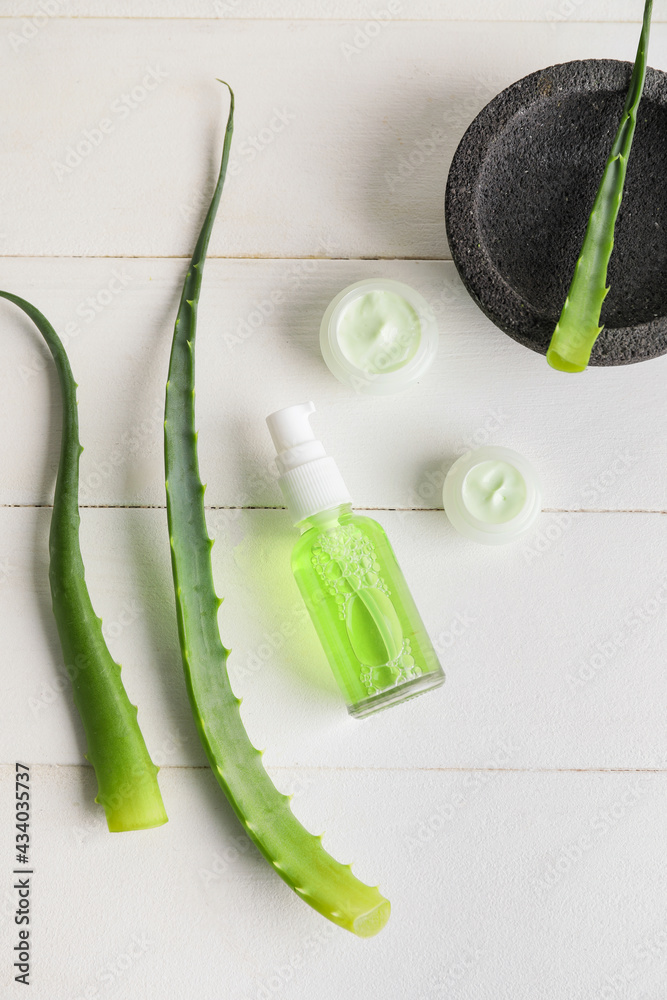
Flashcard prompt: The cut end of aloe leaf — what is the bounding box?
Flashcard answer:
[105,802,168,833]
[546,315,601,372]
[351,898,391,938]
[101,779,168,832]
[545,0,653,375]
[546,345,589,373]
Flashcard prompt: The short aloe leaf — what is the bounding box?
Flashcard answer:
[547,0,653,372]
[0,291,167,832]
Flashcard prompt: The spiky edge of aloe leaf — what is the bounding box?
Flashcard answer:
[0,291,167,832]
[547,0,653,372]
[163,82,390,938]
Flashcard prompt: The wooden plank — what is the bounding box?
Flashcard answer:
[3,19,667,258]
[4,1,667,22]
[1,763,666,998]
[2,257,666,511]
[2,505,667,770]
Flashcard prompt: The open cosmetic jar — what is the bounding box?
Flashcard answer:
[319,279,438,395]
[443,446,542,545]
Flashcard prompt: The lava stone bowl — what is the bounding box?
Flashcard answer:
[445,59,667,366]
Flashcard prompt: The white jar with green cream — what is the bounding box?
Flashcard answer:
[319,279,438,395]
[443,446,542,545]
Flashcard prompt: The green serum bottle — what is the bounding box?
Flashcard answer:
[266,402,445,719]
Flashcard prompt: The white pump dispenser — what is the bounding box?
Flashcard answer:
[266,402,352,525]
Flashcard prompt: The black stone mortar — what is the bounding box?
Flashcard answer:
[445,59,667,366]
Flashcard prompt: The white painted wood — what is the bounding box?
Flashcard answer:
[1,764,666,999]
[2,8,666,997]
[5,1,667,21]
[2,257,667,512]
[3,19,667,259]
[2,505,666,771]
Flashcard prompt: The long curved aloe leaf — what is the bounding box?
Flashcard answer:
[0,291,167,832]
[163,82,390,937]
[547,0,653,372]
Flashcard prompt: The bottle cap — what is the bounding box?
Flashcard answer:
[266,402,352,525]
[443,446,541,545]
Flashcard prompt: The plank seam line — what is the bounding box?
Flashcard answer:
[0,254,452,262]
[5,764,667,775]
[2,504,667,515]
[1,15,653,24]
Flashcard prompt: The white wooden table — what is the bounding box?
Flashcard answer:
[2,3,667,997]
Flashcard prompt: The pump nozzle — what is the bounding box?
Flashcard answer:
[266,402,352,524]
[266,401,314,452]
[266,402,325,474]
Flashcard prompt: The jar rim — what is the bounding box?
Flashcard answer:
[319,279,439,396]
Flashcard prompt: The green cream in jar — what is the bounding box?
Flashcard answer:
[443,446,542,545]
[319,279,438,395]
[336,290,421,374]
[461,460,528,525]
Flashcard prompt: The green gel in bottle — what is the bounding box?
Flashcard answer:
[266,402,444,718]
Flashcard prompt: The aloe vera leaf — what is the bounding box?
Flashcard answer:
[0,291,167,832]
[163,82,390,937]
[547,0,653,372]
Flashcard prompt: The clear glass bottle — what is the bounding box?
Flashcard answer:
[267,402,444,718]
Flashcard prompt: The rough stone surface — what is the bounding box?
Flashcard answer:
[445,59,667,366]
